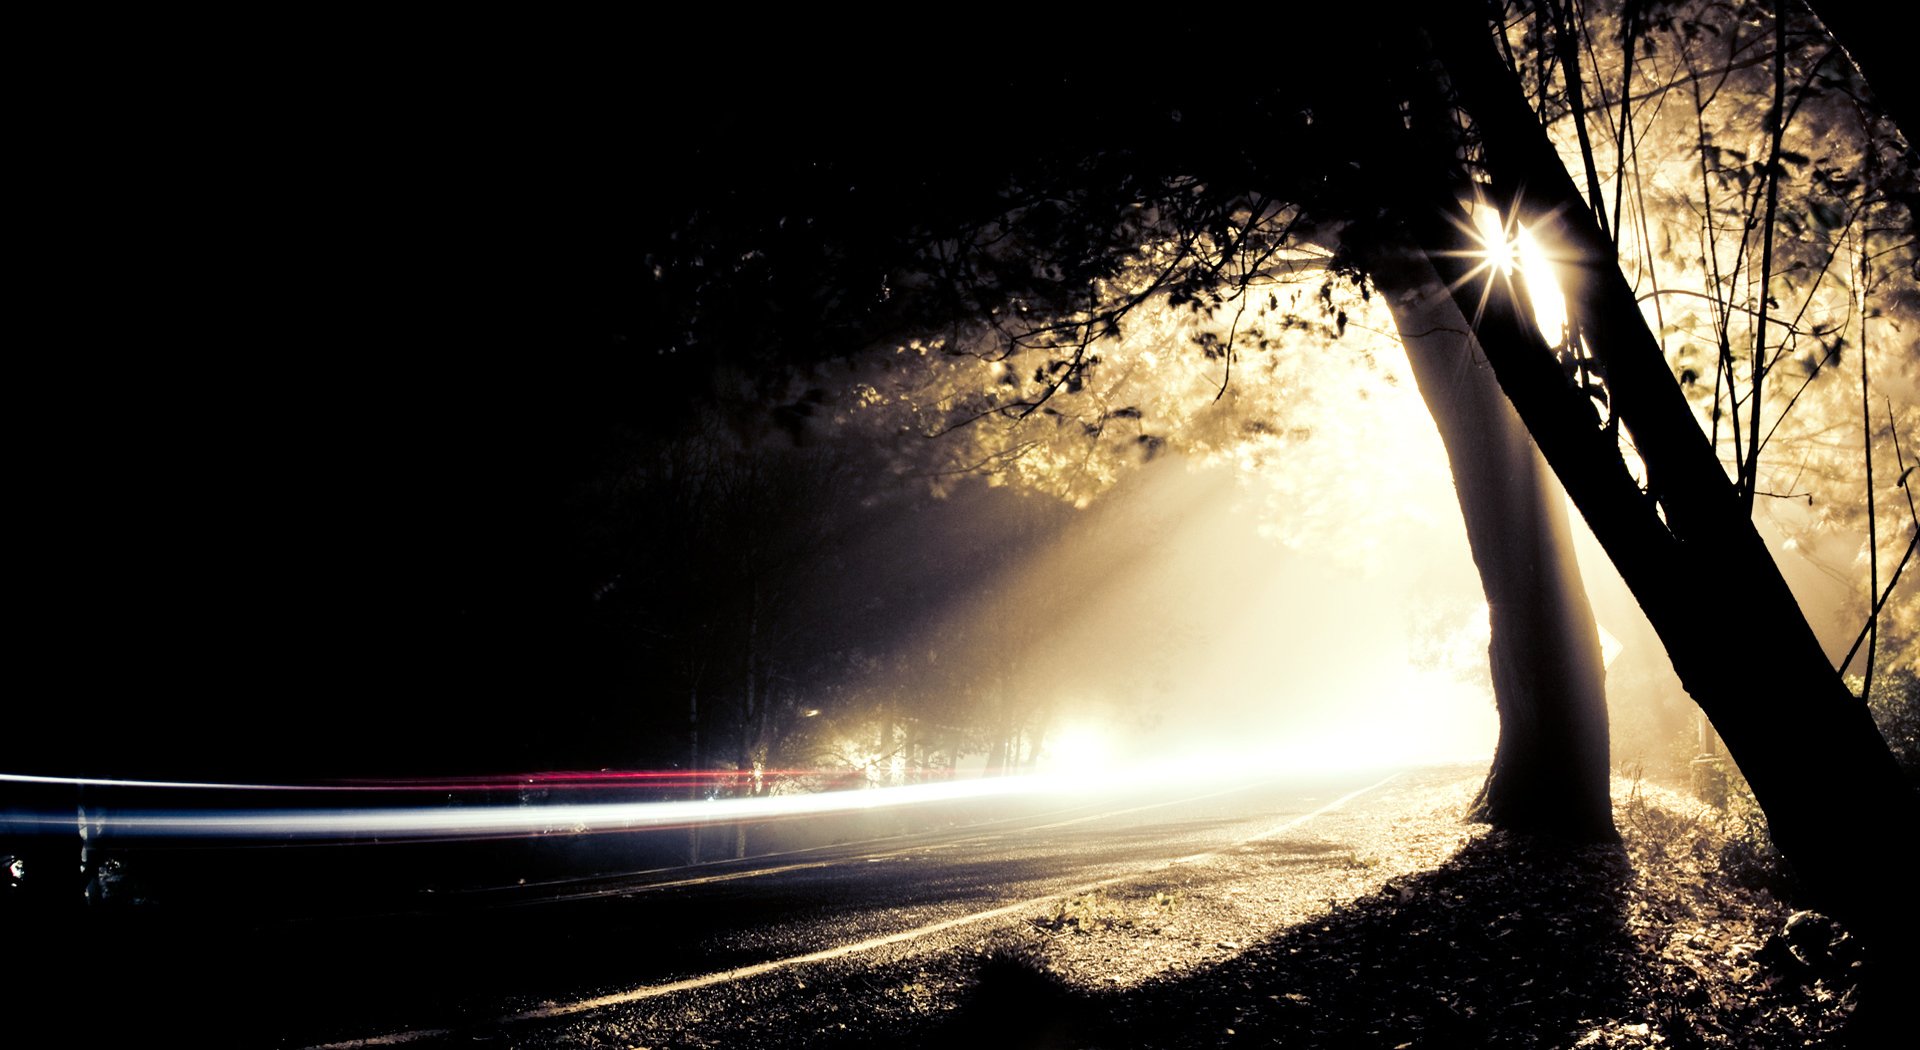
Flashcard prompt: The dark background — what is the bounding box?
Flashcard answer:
[9,19,1229,780]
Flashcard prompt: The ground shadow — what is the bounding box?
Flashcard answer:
[859,830,1639,1049]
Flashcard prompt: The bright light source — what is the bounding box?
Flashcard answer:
[1042,723,1113,777]
[1474,207,1518,277]
[1468,201,1568,345]
[1514,225,1567,343]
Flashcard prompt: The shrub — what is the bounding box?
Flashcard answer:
[1859,667,1920,785]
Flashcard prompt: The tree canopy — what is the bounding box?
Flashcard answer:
[605,0,1919,940]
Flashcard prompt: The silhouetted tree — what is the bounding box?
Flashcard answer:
[627,6,1915,956]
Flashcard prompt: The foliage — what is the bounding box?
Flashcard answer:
[796,0,1920,678]
[835,276,1455,566]
[1714,770,1793,896]
[1621,756,1789,896]
[1614,657,1920,904]
[1512,0,1920,664]
[1858,665,1920,781]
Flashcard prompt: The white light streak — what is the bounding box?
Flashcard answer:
[0,773,1087,842]
[0,771,326,791]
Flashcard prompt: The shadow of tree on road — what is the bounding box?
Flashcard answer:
[892,830,1638,1049]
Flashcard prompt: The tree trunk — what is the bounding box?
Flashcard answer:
[1805,0,1920,167]
[876,701,894,787]
[1366,242,1615,841]
[985,734,1007,776]
[1412,10,1918,949]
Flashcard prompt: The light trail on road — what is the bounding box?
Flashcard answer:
[497,767,1328,905]
[1,771,1073,841]
[2,746,1401,845]
[302,772,1403,1049]
[3,767,875,793]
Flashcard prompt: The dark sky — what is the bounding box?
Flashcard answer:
[10,36,723,776]
[12,157,679,779]
[16,13,1905,782]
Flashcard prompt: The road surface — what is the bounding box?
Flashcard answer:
[19,766,1422,1048]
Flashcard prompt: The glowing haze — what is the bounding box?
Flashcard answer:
[837,265,1511,776]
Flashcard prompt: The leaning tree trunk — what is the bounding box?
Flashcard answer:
[1366,241,1615,841]
[1407,9,1919,952]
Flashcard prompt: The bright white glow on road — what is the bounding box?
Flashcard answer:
[0,741,1457,844]
[0,772,1116,842]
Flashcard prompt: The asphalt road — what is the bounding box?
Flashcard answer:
[19,766,1408,1048]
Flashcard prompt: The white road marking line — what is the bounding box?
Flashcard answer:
[303,771,1401,1049]
[1016,777,1299,834]
[1173,773,1400,863]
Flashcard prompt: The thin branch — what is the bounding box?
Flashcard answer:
[1628,93,1666,347]
[1889,395,1919,529]
[1214,286,1251,402]
[1553,0,1613,244]
[1838,527,1917,682]
[1858,233,1878,698]
[1745,0,1789,514]
[915,438,1045,479]
[1757,359,1838,456]
[1619,44,1776,109]
[1610,0,1641,244]
[1690,66,1740,467]
[1635,287,1813,331]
